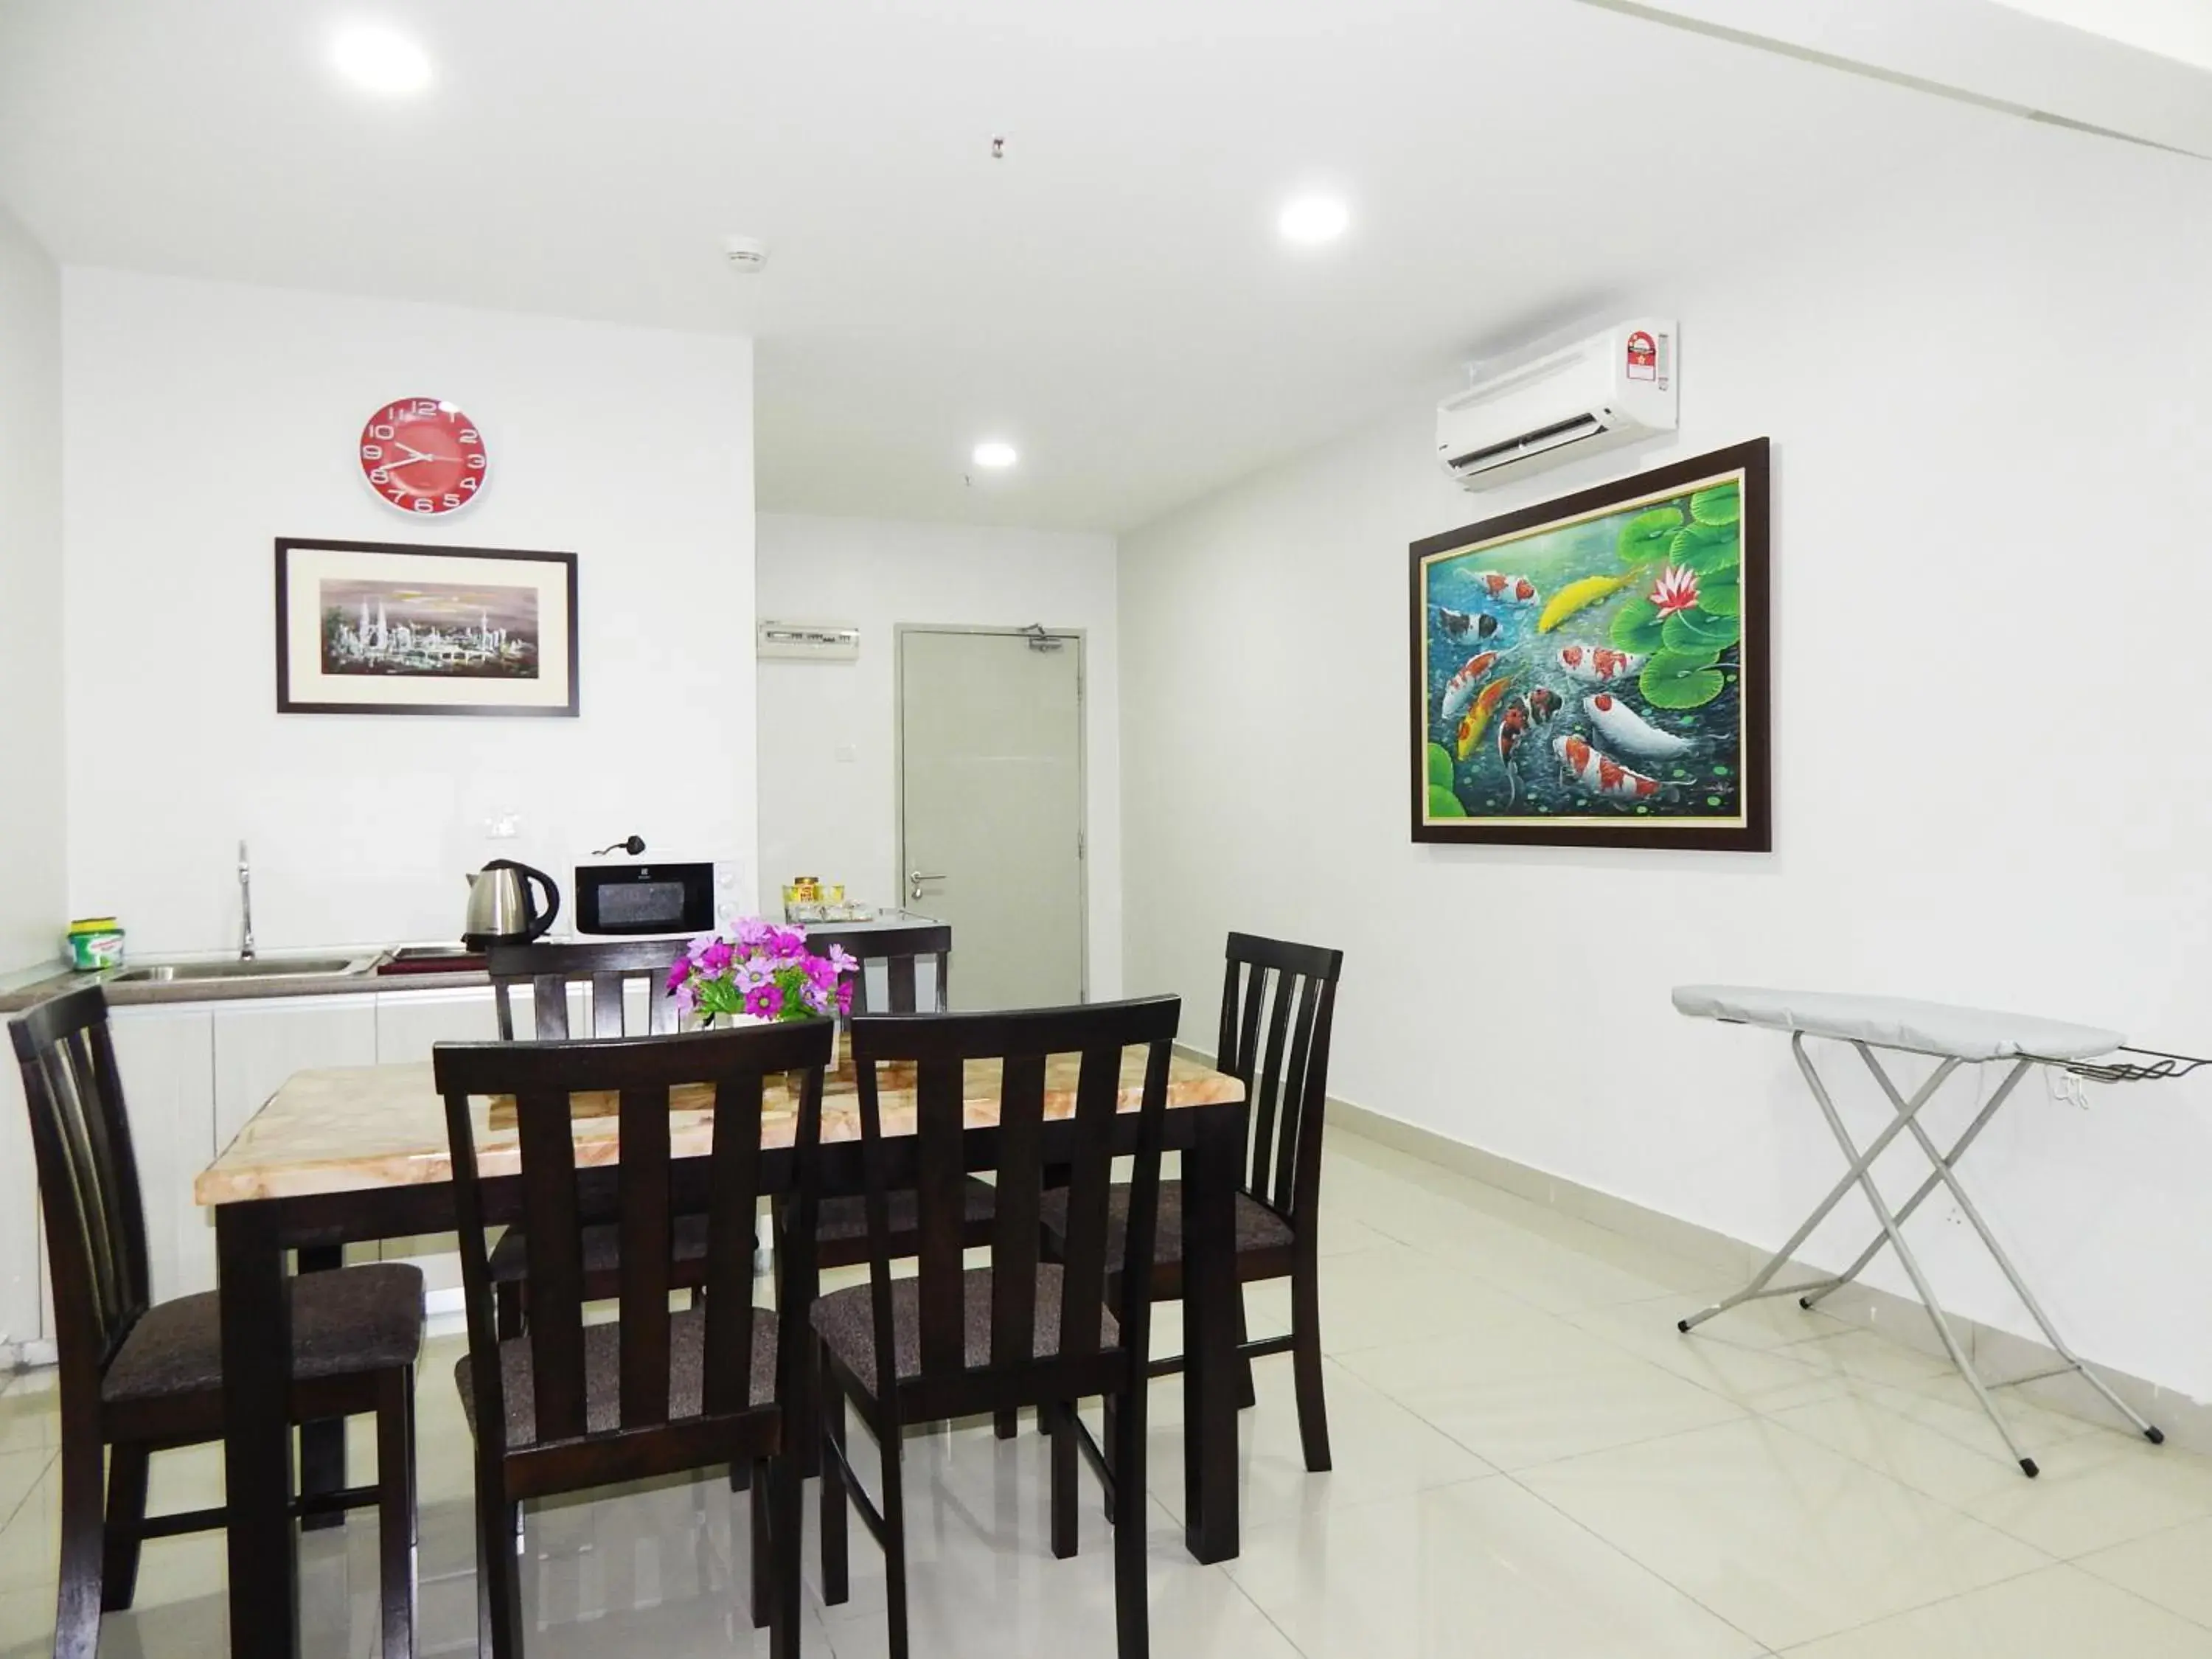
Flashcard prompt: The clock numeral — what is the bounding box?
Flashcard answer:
[386,485,408,503]
[459,476,479,493]
[457,428,481,445]
[411,497,435,512]
[369,422,396,442]
[466,453,487,470]
[369,468,392,486]
[360,443,384,461]
[443,493,464,509]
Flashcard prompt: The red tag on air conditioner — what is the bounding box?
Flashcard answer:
[1626,330,1658,381]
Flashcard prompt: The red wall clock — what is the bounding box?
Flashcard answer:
[358,397,490,515]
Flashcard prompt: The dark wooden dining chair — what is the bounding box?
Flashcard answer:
[804,920,952,1016]
[1043,932,1343,1472]
[814,996,1180,1659]
[435,1019,832,1659]
[11,986,423,1659]
[484,939,697,1337]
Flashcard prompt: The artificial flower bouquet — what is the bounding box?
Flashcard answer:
[665,917,858,1025]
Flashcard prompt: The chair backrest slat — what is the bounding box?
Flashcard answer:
[987,1054,1047,1374]
[10,987,153,1382]
[1217,933,1346,1228]
[806,922,951,1016]
[838,996,1181,1397]
[515,1088,589,1442]
[487,939,685,1042]
[435,1020,832,1453]
[616,1085,672,1427]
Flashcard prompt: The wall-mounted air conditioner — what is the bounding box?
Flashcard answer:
[1436,318,1677,490]
[756,619,860,661]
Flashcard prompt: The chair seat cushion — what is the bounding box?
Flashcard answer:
[455,1306,778,1447]
[488,1212,714,1284]
[810,1265,1116,1397]
[812,1176,998,1245]
[103,1263,425,1406]
[1037,1180,1294,1270]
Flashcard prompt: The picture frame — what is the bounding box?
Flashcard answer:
[274,537,580,717]
[1410,438,1770,850]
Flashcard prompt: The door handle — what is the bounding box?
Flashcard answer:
[908,870,945,902]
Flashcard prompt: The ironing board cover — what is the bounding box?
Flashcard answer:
[1672,985,2122,1062]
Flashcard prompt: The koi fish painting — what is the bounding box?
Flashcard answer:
[1410,439,1770,850]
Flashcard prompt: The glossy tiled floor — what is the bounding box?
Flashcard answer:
[4,1130,2211,1658]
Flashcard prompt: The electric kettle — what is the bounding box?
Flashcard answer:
[463,859,560,950]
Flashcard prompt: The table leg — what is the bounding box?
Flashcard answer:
[1180,1105,1240,1563]
[293,1244,346,1532]
[218,1200,299,1659]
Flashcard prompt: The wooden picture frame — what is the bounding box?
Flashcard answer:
[274,538,580,717]
[1410,438,1770,850]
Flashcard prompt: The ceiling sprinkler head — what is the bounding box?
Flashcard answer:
[990,134,1006,160]
[723,234,768,273]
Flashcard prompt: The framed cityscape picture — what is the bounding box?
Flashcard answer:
[274,538,580,717]
[1410,438,1770,850]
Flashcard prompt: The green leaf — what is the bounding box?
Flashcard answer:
[1617,506,1683,566]
[1641,648,1726,709]
[1426,742,1454,789]
[1610,593,1668,653]
[1699,576,1741,618]
[1690,480,1740,526]
[1669,521,1739,577]
[1426,785,1467,819]
[1662,608,1739,653]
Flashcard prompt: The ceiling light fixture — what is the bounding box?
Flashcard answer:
[972,441,1018,470]
[1278,193,1350,246]
[331,23,434,96]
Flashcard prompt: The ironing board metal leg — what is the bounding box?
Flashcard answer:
[1677,1055,1961,1334]
[1792,1036,2036,1474]
[1799,1058,2030,1309]
[1846,1046,2163,1443]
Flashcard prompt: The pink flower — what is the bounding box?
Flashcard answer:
[745,981,785,1020]
[827,945,859,975]
[1649,564,1700,619]
[836,980,854,1016]
[664,958,692,995]
[698,939,734,975]
[673,980,697,1016]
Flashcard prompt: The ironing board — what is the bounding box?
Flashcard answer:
[1673,984,2169,1476]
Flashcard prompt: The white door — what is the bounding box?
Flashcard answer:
[899,627,1085,1010]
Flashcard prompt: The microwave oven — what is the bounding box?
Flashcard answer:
[572,862,716,936]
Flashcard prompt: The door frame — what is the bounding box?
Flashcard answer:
[893,623,1091,1003]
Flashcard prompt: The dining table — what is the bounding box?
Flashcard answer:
[193,1043,1251,1659]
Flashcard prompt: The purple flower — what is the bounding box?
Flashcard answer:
[732,959,770,995]
[767,926,807,958]
[734,917,774,951]
[664,957,692,995]
[827,944,859,975]
[745,981,785,1020]
[698,938,734,975]
[836,979,854,1016]
[673,980,697,1016]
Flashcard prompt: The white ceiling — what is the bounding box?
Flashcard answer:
[0,1,2017,529]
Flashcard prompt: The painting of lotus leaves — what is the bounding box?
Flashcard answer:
[1410,439,1770,850]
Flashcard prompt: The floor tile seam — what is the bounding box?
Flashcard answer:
[1750,1393,2081,1560]
[1758,1557,2107,1655]
[1487,1462,1774,1655]
[2069,1547,2212,1635]
[0,1447,54,1540]
[1220,1470,1507,1549]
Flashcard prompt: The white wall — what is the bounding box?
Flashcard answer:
[62,270,757,952]
[0,205,65,974]
[1120,122,2212,1399]
[757,512,1122,998]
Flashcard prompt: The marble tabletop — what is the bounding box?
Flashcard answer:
[195,1048,1244,1206]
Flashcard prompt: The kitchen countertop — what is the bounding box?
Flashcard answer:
[0,913,945,1015]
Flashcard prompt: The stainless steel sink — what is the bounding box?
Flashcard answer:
[114,956,379,984]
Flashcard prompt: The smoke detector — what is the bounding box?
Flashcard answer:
[723,234,768,273]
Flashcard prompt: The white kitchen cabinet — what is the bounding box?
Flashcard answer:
[108,1006,220,1303]
[374,986,499,1295]
[0,1051,43,1358]
[212,994,379,1153]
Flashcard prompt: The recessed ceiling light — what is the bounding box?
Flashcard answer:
[972,441,1018,470]
[1278,193,1350,246]
[332,24,434,96]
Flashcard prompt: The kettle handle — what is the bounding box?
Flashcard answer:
[520,863,561,940]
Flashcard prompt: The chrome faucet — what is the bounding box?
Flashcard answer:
[238,841,256,961]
